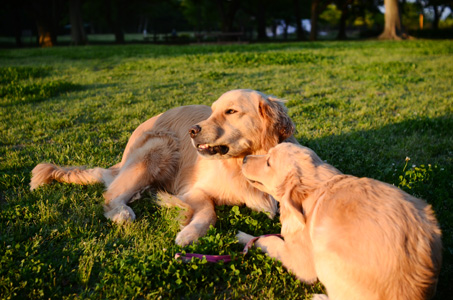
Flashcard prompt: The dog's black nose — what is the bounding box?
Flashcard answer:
[243,156,248,164]
[189,125,201,138]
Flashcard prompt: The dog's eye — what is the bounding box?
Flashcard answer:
[225,109,237,115]
[266,159,271,167]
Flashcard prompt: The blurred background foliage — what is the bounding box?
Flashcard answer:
[0,0,452,47]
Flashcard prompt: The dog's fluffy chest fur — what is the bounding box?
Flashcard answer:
[193,158,277,216]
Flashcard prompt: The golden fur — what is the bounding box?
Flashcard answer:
[30,89,296,246]
[238,143,442,300]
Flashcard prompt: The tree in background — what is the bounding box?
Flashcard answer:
[3,0,452,46]
[401,1,424,30]
[140,0,188,42]
[417,0,451,30]
[318,1,384,40]
[31,0,63,47]
[104,0,125,43]
[336,0,351,40]
[69,0,87,45]
[239,0,272,40]
[240,0,310,41]
[262,0,301,40]
[379,0,409,39]
[319,3,342,36]
[181,0,244,39]
[310,0,321,40]
[181,0,218,33]
[339,0,383,40]
[269,0,310,40]
[1,1,27,47]
[310,0,333,41]
[293,0,307,40]
[256,4,268,40]
[216,0,241,33]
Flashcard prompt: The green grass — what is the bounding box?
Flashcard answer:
[0,40,452,299]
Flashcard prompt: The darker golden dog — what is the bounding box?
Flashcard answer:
[30,89,296,246]
[239,143,442,300]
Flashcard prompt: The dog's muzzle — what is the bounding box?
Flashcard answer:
[190,125,229,156]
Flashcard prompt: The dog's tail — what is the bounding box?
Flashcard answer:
[156,191,193,226]
[30,163,119,191]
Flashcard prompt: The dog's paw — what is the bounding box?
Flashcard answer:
[175,226,200,247]
[104,205,136,224]
[236,231,255,245]
[312,294,329,300]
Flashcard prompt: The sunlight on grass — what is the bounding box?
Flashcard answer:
[0,40,452,299]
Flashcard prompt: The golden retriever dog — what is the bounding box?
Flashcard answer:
[238,143,442,300]
[30,89,296,246]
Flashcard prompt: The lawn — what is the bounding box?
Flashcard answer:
[0,40,452,299]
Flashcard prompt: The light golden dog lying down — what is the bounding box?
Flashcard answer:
[30,89,296,246]
[238,143,442,300]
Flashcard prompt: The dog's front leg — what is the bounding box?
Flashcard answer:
[175,191,216,247]
[237,231,286,259]
[237,230,318,283]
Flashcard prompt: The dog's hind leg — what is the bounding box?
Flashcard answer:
[103,131,181,223]
[103,164,148,223]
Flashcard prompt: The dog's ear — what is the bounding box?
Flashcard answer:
[259,96,295,150]
[277,173,306,235]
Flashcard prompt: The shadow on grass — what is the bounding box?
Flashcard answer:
[302,115,452,178]
[0,81,82,107]
[0,66,52,84]
[0,65,84,107]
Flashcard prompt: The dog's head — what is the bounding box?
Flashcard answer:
[241,143,311,197]
[242,143,340,232]
[189,89,294,159]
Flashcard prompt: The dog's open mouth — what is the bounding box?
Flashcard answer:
[197,144,229,156]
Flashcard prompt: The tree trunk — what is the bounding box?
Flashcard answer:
[337,0,349,40]
[104,0,124,44]
[12,7,23,47]
[293,0,305,41]
[271,20,277,39]
[113,29,125,44]
[15,33,23,48]
[216,0,240,33]
[256,3,267,40]
[69,0,87,45]
[433,6,439,30]
[431,5,445,31]
[32,0,59,47]
[378,0,406,40]
[310,0,320,41]
[36,23,54,47]
[283,18,290,40]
